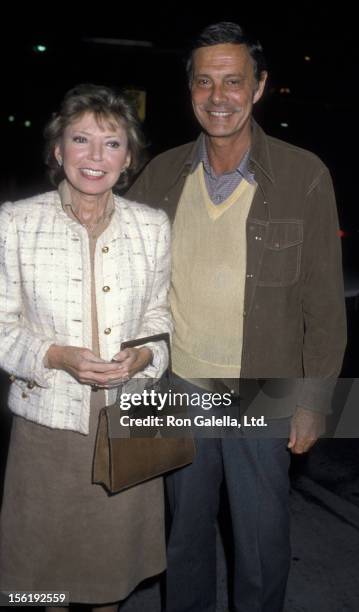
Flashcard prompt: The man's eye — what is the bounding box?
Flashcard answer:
[196,78,210,87]
[226,79,242,87]
[73,136,87,143]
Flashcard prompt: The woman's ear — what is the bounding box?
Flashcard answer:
[54,144,63,166]
[124,153,131,170]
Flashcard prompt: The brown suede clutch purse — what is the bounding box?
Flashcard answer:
[93,333,195,494]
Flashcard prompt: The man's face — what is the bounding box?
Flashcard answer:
[191,43,267,141]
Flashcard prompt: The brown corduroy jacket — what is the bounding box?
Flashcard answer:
[127,120,347,414]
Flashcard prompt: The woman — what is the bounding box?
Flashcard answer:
[0,84,171,609]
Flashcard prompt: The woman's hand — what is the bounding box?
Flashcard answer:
[45,344,129,387]
[111,347,153,380]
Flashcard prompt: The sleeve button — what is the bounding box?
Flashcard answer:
[104,328,112,335]
[102,286,110,292]
[102,246,109,253]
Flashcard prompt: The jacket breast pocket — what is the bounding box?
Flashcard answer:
[257,220,303,287]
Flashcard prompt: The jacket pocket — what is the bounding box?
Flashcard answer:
[257,220,303,287]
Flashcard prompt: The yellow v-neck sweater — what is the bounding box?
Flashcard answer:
[171,164,257,379]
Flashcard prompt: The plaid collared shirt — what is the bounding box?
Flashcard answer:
[191,133,255,204]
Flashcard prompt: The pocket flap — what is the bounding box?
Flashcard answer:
[265,221,303,250]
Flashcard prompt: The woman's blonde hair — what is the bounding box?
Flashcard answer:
[44,83,146,190]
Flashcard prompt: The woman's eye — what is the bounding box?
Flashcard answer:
[107,141,120,149]
[73,136,87,143]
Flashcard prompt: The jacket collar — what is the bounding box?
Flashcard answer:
[248,119,275,184]
[183,140,199,172]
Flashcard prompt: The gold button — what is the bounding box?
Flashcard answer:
[104,328,112,335]
[27,381,35,389]
[22,392,28,399]
[102,286,110,293]
[9,374,16,382]
[102,246,109,253]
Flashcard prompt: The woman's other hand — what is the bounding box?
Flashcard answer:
[111,347,153,380]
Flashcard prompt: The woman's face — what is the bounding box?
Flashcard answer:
[55,111,131,198]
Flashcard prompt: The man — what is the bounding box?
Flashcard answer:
[127,22,346,612]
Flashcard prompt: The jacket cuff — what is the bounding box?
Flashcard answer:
[32,340,57,388]
[296,378,337,414]
[141,340,169,378]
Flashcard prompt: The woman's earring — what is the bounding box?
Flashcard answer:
[57,156,63,167]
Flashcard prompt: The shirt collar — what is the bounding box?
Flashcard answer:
[191,132,255,184]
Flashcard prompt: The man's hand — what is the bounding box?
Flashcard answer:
[288,406,326,454]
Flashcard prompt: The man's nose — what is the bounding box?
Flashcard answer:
[209,83,227,105]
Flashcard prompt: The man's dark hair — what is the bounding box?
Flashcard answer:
[186,21,267,84]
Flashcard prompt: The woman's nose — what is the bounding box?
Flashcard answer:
[89,141,103,161]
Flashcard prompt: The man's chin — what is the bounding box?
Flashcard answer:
[203,128,238,139]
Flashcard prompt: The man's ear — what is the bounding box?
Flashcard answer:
[253,71,268,104]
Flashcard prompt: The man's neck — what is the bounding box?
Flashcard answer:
[205,131,251,176]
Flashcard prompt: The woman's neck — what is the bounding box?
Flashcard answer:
[68,184,111,230]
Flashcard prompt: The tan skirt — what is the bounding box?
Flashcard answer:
[0,391,165,604]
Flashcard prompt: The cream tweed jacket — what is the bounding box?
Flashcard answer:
[0,190,172,434]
